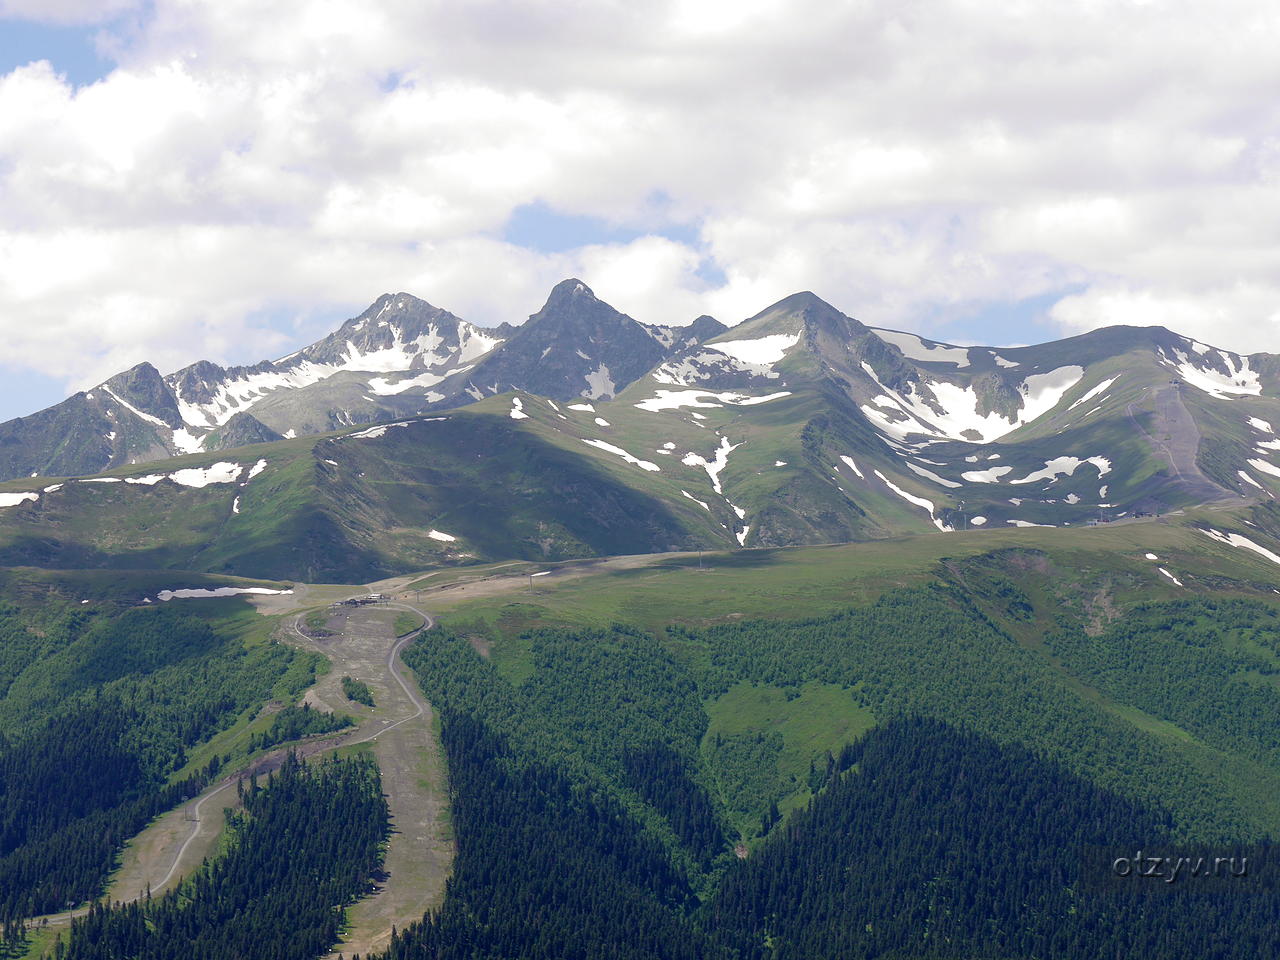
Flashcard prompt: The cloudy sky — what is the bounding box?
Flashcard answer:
[1,0,1278,421]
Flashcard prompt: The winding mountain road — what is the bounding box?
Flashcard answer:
[29,595,452,954]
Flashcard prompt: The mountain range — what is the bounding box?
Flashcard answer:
[3,278,1280,581]
[0,280,727,480]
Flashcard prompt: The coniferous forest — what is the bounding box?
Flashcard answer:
[376,582,1280,960]
[0,599,312,923]
[58,753,389,960]
[3,564,1280,959]
[248,702,354,752]
[377,711,1280,960]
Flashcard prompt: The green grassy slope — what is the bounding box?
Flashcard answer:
[0,410,711,582]
[431,514,1280,843]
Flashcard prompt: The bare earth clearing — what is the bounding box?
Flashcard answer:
[1128,385,1235,504]
[297,604,453,960]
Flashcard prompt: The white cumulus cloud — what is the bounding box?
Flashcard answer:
[1,0,1279,409]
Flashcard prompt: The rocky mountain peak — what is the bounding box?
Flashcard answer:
[544,278,596,305]
[721,291,864,344]
[101,362,184,428]
[524,278,628,334]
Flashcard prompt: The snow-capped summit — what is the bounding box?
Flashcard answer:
[0,282,726,480]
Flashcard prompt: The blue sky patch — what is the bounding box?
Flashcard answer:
[0,19,113,87]
[931,287,1086,347]
[0,366,76,423]
[502,200,701,254]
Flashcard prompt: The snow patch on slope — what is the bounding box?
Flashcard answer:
[706,334,799,366]
[1199,527,1280,566]
[1239,471,1265,490]
[157,587,293,601]
[66,464,244,490]
[905,461,961,488]
[349,422,410,439]
[1011,456,1111,485]
[102,386,170,428]
[682,490,711,510]
[368,370,447,396]
[1067,376,1119,411]
[873,469,951,531]
[682,436,740,493]
[169,462,244,488]
[635,390,791,412]
[1166,350,1261,398]
[961,465,1013,483]
[1247,457,1280,478]
[583,365,617,400]
[873,329,970,365]
[858,362,1083,443]
[583,439,660,472]
[172,429,205,454]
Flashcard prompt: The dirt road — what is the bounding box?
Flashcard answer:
[28,597,452,953]
[293,603,453,959]
[1127,385,1234,503]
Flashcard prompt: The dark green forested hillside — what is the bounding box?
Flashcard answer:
[708,717,1280,959]
[677,586,1280,840]
[1043,598,1280,765]
[58,753,389,960]
[378,710,1279,960]
[248,703,353,753]
[378,578,1280,960]
[2,542,1278,958]
[0,702,218,924]
[400,625,730,882]
[0,596,316,921]
[381,713,712,960]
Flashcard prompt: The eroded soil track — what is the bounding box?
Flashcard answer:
[1128,384,1235,504]
[294,604,453,959]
